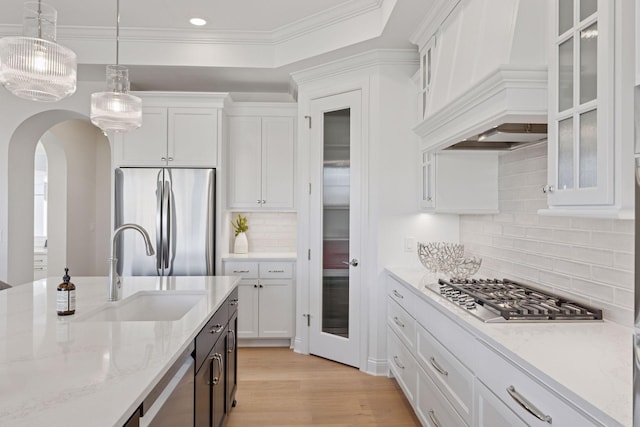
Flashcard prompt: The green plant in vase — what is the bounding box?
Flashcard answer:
[231,214,249,253]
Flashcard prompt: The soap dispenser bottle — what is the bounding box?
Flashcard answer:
[57,268,76,316]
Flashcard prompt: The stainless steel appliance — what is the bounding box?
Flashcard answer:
[424,278,603,323]
[114,167,215,276]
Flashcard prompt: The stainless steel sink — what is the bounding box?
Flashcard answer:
[75,291,206,322]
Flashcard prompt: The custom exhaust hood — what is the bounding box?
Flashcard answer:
[411,0,549,152]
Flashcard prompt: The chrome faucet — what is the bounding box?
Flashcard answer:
[108,223,155,302]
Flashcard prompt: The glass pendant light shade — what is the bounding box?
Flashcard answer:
[0,2,77,102]
[90,65,142,133]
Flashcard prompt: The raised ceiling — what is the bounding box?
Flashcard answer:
[0,0,433,94]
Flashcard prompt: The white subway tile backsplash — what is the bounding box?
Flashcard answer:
[459,143,633,327]
[591,232,634,252]
[570,247,614,267]
[231,212,297,253]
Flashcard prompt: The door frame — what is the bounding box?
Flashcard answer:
[294,76,371,371]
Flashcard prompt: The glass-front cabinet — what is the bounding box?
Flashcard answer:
[547,0,613,207]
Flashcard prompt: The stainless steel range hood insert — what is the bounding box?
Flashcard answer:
[445,123,548,151]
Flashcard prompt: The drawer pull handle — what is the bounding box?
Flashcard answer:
[429,357,448,377]
[229,298,239,306]
[208,324,224,334]
[268,269,285,273]
[392,290,404,299]
[392,355,405,370]
[233,269,250,273]
[507,385,552,424]
[393,316,405,328]
[427,410,442,427]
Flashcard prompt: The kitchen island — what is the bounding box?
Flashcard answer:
[0,275,240,427]
[386,267,631,427]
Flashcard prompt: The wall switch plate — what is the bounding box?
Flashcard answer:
[404,237,415,252]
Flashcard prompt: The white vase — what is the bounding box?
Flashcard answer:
[234,232,248,254]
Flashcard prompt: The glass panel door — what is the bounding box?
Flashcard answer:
[322,109,351,338]
[309,90,361,368]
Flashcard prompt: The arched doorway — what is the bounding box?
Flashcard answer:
[7,110,111,285]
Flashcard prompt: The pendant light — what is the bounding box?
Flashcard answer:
[90,0,142,133]
[0,1,77,102]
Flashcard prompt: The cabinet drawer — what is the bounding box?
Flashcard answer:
[416,366,468,427]
[416,324,473,425]
[387,275,415,314]
[259,262,292,279]
[194,306,228,371]
[224,262,258,279]
[387,297,416,351]
[413,297,476,371]
[387,328,417,405]
[474,342,599,427]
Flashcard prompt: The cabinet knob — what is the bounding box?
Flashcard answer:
[256,200,262,204]
[161,157,166,161]
[426,197,432,201]
[167,157,174,161]
[262,200,266,204]
[542,185,554,194]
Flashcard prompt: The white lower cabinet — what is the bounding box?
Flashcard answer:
[224,261,294,339]
[386,273,604,427]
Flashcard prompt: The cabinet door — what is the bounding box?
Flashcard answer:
[258,279,293,337]
[547,0,613,206]
[115,107,168,166]
[227,116,262,209]
[237,280,259,338]
[261,117,295,209]
[168,108,218,167]
[476,380,527,427]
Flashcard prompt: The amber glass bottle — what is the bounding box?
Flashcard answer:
[56,268,76,316]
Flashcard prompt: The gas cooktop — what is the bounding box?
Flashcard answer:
[423,277,603,323]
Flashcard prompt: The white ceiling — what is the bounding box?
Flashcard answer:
[0,0,433,95]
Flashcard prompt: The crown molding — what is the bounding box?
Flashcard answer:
[291,49,418,86]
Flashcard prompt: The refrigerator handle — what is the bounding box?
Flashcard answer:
[156,178,163,271]
[164,180,174,269]
[163,180,171,270]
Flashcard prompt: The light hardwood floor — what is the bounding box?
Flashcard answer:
[226,347,421,426]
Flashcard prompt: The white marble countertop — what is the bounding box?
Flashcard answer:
[0,275,240,427]
[386,266,632,427]
[221,252,297,261]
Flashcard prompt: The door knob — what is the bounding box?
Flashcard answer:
[341,259,359,267]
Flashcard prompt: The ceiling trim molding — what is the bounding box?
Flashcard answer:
[291,49,418,86]
[273,0,382,42]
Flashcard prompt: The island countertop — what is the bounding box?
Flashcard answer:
[0,275,240,427]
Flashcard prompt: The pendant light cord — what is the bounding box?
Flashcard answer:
[37,0,42,39]
[115,0,120,65]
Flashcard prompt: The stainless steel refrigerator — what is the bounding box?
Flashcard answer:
[114,167,215,276]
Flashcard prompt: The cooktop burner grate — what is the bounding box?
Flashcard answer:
[434,278,603,322]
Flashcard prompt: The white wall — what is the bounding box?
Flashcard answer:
[460,142,634,326]
[0,81,111,285]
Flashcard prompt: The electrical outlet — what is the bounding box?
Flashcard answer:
[404,237,415,252]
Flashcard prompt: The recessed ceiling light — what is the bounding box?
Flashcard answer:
[190,18,207,26]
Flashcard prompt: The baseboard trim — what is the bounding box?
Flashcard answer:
[365,357,389,376]
[238,338,293,348]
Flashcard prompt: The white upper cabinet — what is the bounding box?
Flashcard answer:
[544,0,634,217]
[113,93,225,168]
[420,150,499,214]
[226,103,297,211]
